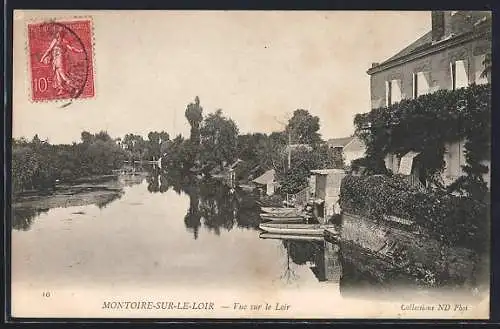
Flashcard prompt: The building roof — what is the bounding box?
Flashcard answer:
[343,136,366,152]
[380,31,433,67]
[368,11,491,75]
[327,136,354,148]
[252,169,276,185]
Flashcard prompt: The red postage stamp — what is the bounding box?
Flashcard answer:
[27,19,95,102]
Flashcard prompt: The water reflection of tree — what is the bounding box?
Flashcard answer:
[280,240,339,283]
[180,183,201,239]
[145,167,261,239]
[280,240,299,283]
[283,240,323,265]
[12,207,49,231]
[197,179,237,235]
[96,191,125,209]
[147,171,160,193]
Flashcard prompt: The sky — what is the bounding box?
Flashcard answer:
[13,11,431,144]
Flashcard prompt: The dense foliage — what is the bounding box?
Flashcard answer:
[121,131,170,162]
[278,144,341,194]
[199,109,239,168]
[13,94,342,199]
[164,98,341,194]
[353,83,491,200]
[184,96,204,167]
[339,174,489,252]
[286,109,323,145]
[12,132,128,193]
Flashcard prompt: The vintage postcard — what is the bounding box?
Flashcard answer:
[10,10,491,319]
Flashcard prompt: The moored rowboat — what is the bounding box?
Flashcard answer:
[259,222,328,236]
[261,207,301,216]
[260,212,304,218]
[259,232,324,241]
[260,214,305,223]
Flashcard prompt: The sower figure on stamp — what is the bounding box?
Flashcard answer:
[40,27,83,95]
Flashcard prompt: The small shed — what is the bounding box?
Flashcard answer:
[309,169,346,221]
[252,169,278,196]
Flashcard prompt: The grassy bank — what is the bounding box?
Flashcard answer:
[12,175,124,209]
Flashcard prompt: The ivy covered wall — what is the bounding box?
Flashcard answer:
[352,83,490,201]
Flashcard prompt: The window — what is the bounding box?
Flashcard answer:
[413,72,430,98]
[474,54,489,85]
[398,151,419,176]
[391,80,402,104]
[386,154,400,173]
[445,142,462,178]
[385,81,391,106]
[385,79,402,106]
[451,60,469,90]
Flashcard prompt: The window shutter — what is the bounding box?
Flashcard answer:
[474,54,488,85]
[417,72,430,96]
[385,81,392,106]
[413,73,418,98]
[454,60,469,89]
[391,79,402,103]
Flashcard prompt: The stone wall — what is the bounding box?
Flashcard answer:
[339,212,479,287]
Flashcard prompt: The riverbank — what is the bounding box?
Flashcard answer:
[12,175,125,210]
[339,212,488,291]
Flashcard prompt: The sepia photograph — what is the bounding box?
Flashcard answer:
[10,10,491,319]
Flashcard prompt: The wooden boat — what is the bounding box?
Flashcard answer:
[259,232,324,241]
[260,214,305,223]
[260,211,304,218]
[261,207,299,214]
[259,222,328,236]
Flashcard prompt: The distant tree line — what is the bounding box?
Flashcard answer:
[12,96,343,195]
[12,131,128,193]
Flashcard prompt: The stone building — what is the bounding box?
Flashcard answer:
[367,10,491,189]
[327,136,367,168]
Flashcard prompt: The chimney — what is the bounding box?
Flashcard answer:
[371,62,379,68]
[431,11,445,42]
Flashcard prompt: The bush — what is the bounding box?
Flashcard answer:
[339,174,489,252]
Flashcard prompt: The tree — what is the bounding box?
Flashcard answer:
[122,133,147,161]
[278,144,336,194]
[184,97,204,168]
[12,145,37,192]
[147,131,161,160]
[269,131,288,146]
[81,131,93,144]
[12,131,128,194]
[237,133,267,161]
[158,131,170,159]
[164,134,190,171]
[255,134,286,172]
[185,96,203,145]
[286,109,322,145]
[94,131,112,142]
[200,109,239,168]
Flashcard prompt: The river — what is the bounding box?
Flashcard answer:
[12,170,342,295]
[11,170,488,318]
